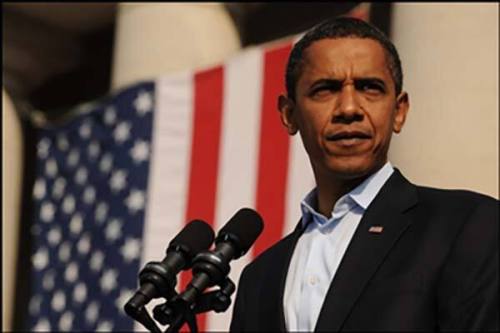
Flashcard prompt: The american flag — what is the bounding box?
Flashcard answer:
[26,5,372,332]
[29,82,155,331]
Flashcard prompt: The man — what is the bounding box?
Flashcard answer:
[230,17,498,331]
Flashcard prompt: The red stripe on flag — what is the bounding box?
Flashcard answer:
[180,66,224,332]
[253,43,293,258]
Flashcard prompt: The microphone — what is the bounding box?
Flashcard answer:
[153,208,263,324]
[125,220,215,319]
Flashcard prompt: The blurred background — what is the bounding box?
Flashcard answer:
[2,2,498,332]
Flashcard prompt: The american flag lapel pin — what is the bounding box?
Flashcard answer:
[369,225,384,234]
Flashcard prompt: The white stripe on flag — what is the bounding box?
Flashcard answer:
[206,48,264,331]
[284,134,316,234]
[140,71,194,331]
[143,71,194,264]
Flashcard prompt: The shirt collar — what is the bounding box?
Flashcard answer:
[300,162,394,227]
[348,162,394,210]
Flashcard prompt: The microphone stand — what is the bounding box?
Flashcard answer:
[152,277,236,333]
[126,303,163,333]
[124,260,178,333]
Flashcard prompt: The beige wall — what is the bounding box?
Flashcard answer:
[389,3,498,198]
[2,89,23,332]
[111,3,241,91]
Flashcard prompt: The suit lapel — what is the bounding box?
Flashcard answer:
[315,169,418,332]
[257,221,305,331]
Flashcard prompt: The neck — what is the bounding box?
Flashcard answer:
[312,162,388,217]
[314,176,365,217]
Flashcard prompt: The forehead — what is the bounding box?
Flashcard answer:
[300,37,391,80]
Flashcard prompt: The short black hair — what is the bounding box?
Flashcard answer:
[285,16,403,100]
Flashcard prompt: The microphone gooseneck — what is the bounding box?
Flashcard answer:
[125,220,215,320]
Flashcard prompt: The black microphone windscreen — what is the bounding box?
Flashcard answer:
[168,220,215,258]
[217,208,264,254]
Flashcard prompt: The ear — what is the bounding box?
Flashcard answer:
[393,92,410,134]
[278,95,298,135]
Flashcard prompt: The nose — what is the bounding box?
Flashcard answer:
[333,84,363,123]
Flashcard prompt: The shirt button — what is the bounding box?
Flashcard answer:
[308,275,318,285]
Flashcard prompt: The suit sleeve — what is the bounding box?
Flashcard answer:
[437,197,499,331]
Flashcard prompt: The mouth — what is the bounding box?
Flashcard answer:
[326,131,372,142]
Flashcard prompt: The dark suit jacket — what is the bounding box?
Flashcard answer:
[230,169,499,331]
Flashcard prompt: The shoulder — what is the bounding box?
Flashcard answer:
[409,184,498,245]
[416,185,497,203]
[414,185,498,214]
[392,168,497,208]
[390,170,498,237]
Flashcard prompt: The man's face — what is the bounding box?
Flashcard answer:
[279,37,409,180]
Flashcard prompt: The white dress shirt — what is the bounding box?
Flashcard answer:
[284,162,394,332]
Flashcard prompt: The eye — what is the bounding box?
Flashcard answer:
[355,80,385,95]
[309,81,342,98]
[311,86,330,95]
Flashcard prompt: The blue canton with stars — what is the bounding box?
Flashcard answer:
[28,82,155,331]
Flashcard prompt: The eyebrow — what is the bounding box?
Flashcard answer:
[309,77,387,89]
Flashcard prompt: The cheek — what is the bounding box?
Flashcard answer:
[372,113,396,147]
[299,112,327,140]
[367,104,396,136]
[296,113,328,154]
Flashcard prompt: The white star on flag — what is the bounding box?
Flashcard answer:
[104,106,117,125]
[62,195,76,214]
[29,295,42,315]
[125,189,145,214]
[37,138,50,159]
[105,218,123,243]
[33,178,46,200]
[45,158,58,178]
[75,167,88,185]
[52,177,66,200]
[57,135,69,151]
[120,238,141,263]
[96,320,114,332]
[99,153,113,173]
[64,262,79,283]
[77,233,91,255]
[85,301,100,324]
[129,140,150,163]
[79,121,92,139]
[47,227,62,246]
[133,91,153,116]
[69,213,83,235]
[113,121,131,144]
[95,202,109,223]
[100,269,118,293]
[51,290,66,312]
[59,311,74,331]
[32,247,49,270]
[42,270,55,291]
[83,186,96,204]
[73,282,87,303]
[40,202,55,223]
[109,170,127,193]
[87,140,101,159]
[33,318,50,331]
[66,149,80,167]
[58,242,71,262]
[90,250,105,272]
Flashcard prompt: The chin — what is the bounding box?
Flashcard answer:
[324,156,383,180]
